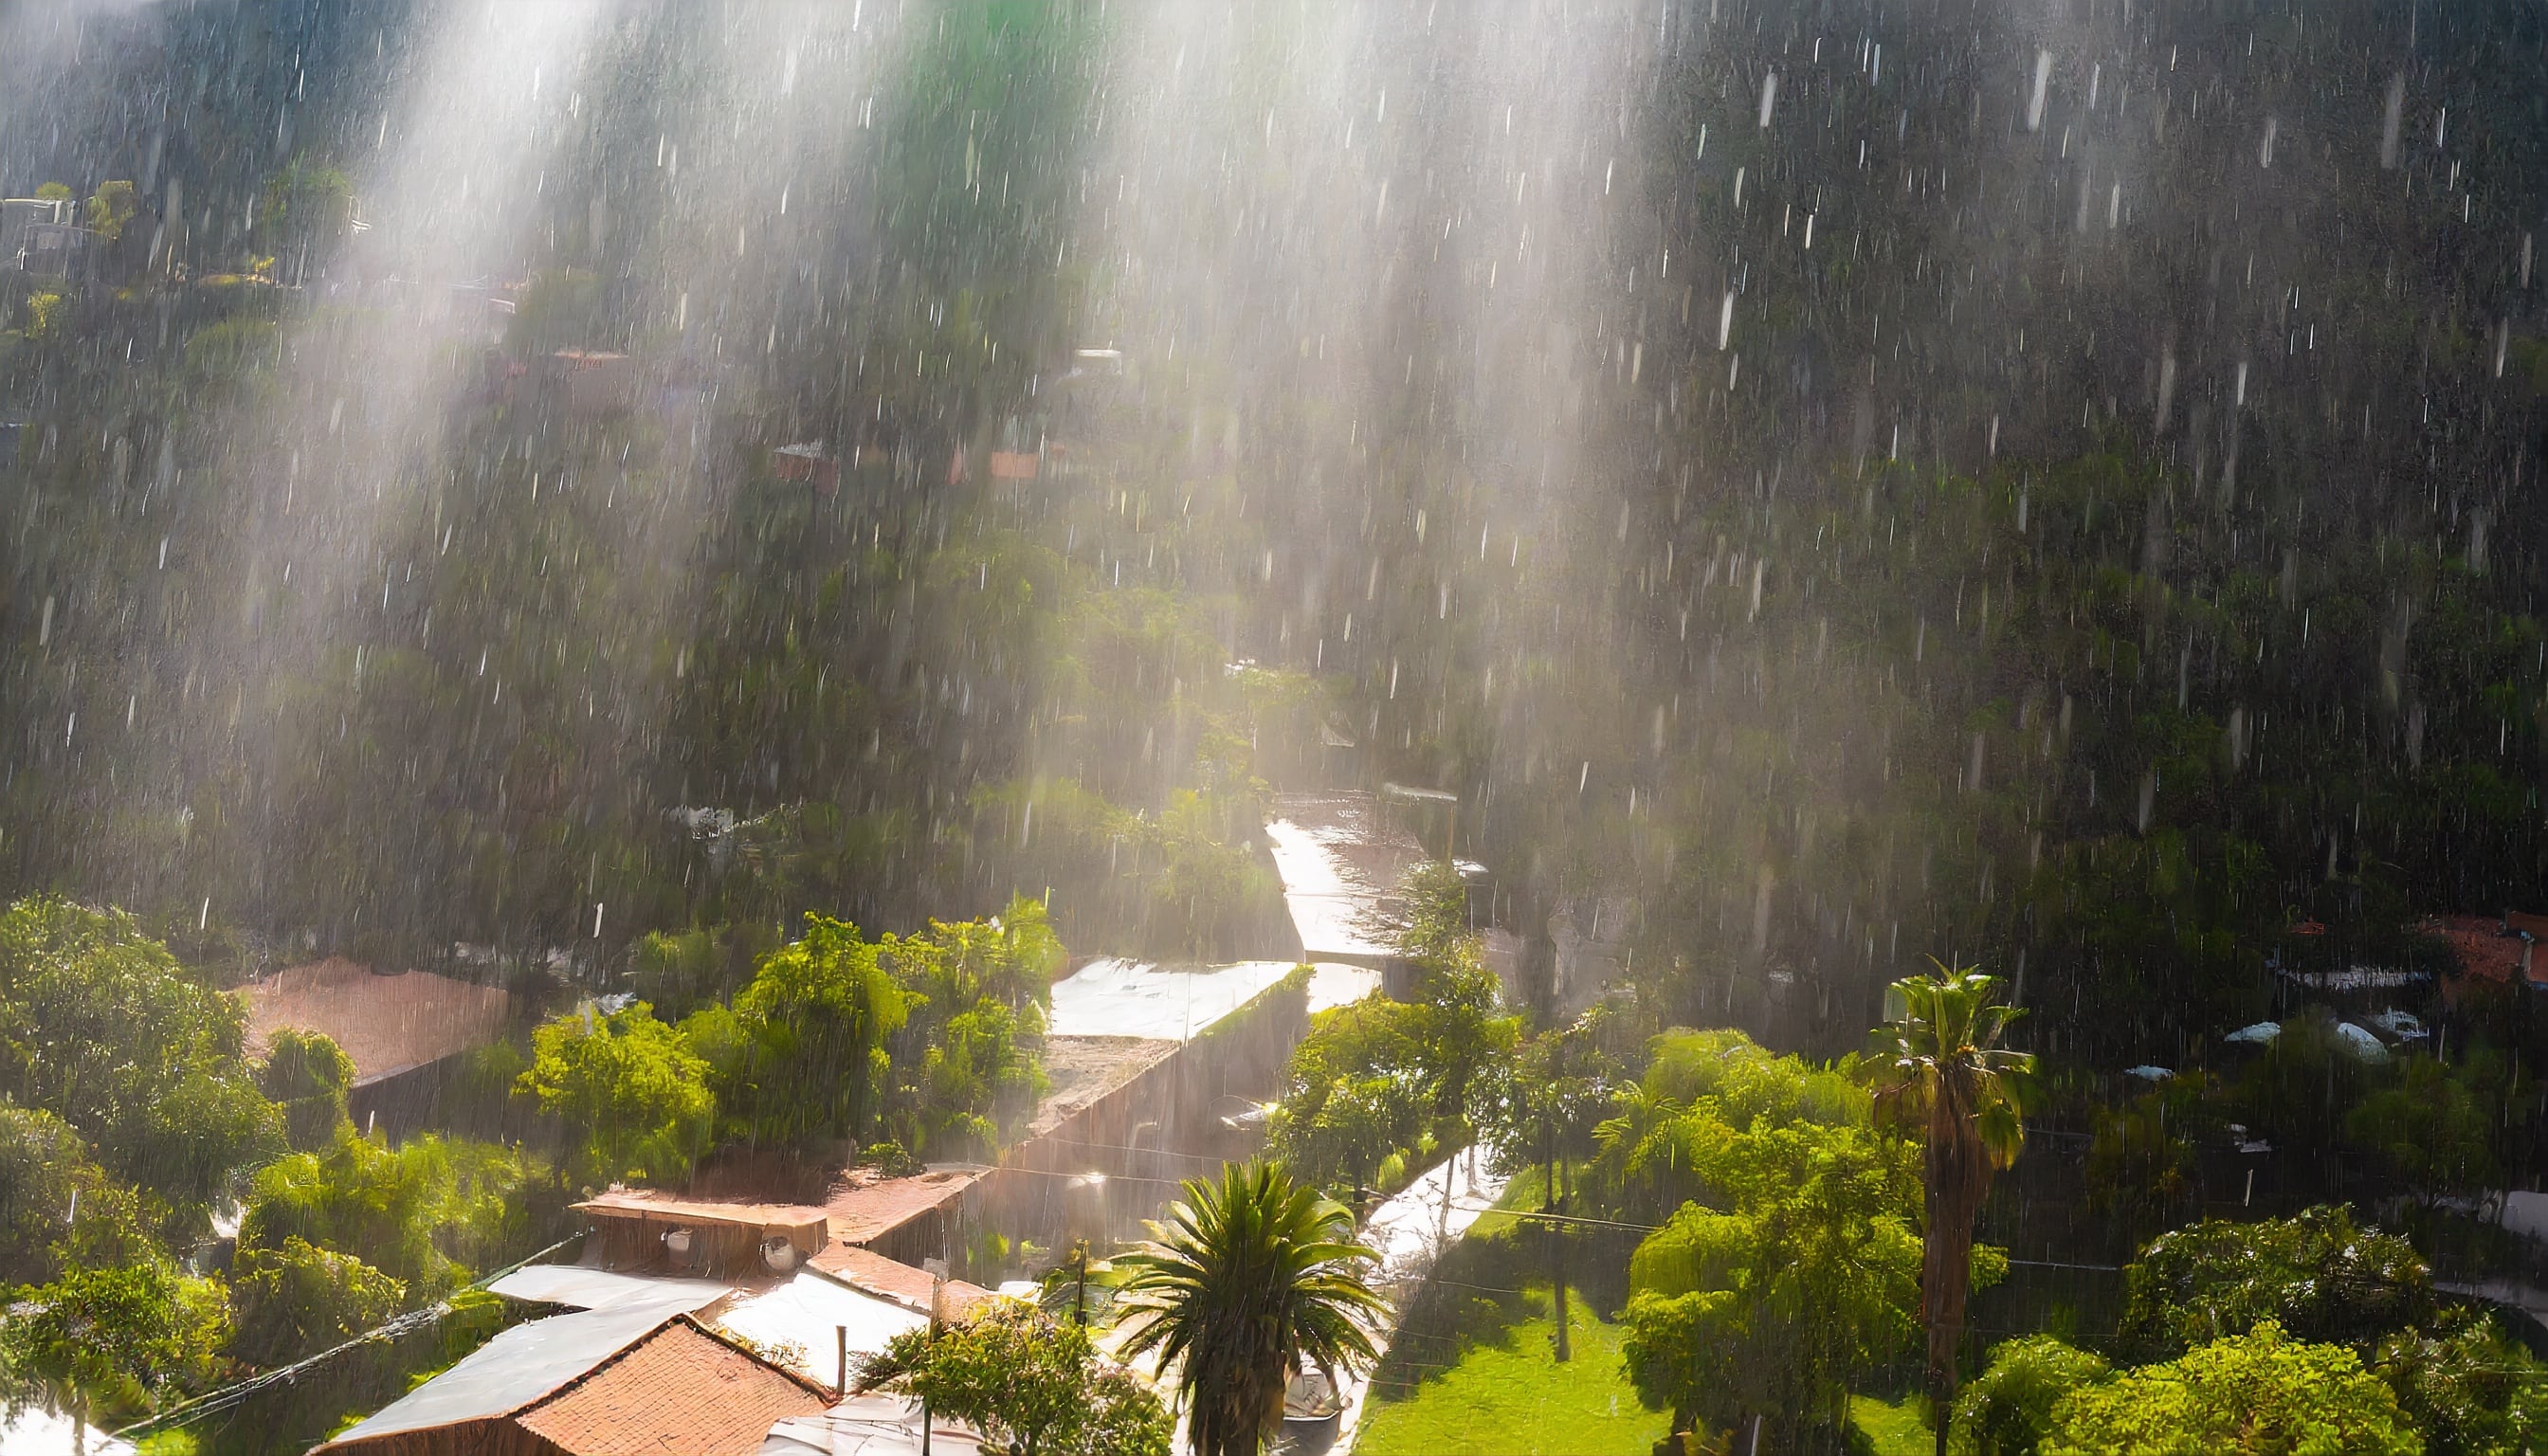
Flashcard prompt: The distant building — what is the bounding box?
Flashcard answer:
[0,196,68,265]
[2430,911,2546,995]
[242,957,509,1135]
[541,349,635,416]
[573,1192,831,1282]
[17,221,96,279]
[771,443,839,493]
[318,1301,829,1456]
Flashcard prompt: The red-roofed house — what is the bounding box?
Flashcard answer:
[2430,913,2544,1004]
[318,1310,828,1456]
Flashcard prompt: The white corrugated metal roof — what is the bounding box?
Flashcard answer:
[483,1264,730,1312]
[326,1292,708,1444]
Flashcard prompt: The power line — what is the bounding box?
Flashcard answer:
[114,1230,586,1440]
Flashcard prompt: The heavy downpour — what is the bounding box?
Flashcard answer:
[0,2,2540,1453]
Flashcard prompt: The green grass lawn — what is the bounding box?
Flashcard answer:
[1353,1287,1667,1456]
[1848,1392,1934,1456]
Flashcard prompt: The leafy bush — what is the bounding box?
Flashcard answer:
[0,898,281,1228]
[1951,1336,2111,1456]
[260,1028,356,1153]
[239,1135,464,1294]
[518,1002,715,1187]
[2042,1322,2417,1456]
[2117,1207,2432,1358]
[855,1301,1171,1456]
[2373,1305,2548,1456]
[229,1236,407,1368]
[0,1262,231,1430]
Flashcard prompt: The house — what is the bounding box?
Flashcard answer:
[772,443,840,494]
[484,1258,974,1388]
[0,196,68,264]
[317,1301,829,1456]
[803,1244,996,1322]
[1264,790,1521,993]
[761,1394,991,1456]
[2430,912,2548,1002]
[17,221,96,279]
[573,1192,831,1281]
[242,957,510,1136]
[822,1168,985,1270]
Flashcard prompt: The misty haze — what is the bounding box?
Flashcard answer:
[0,3,2542,1454]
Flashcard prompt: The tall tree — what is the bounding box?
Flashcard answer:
[854,1301,1170,1456]
[1114,1162,1385,1456]
[518,1001,715,1187]
[1866,964,2032,1456]
[0,899,281,1228]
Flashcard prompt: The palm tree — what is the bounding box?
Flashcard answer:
[1114,1161,1387,1456]
[1867,962,2032,1456]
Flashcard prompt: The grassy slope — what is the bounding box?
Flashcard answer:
[1354,1289,1666,1456]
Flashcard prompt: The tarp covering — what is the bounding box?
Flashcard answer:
[2335,1021,2393,1063]
[1047,958,1296,1041]
[328,1292,711,1443]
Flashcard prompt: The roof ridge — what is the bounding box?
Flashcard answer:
[508,1310,693,1416]
[673,1312,842,1399]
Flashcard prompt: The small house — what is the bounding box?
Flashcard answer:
[318,1301,828,1456]
[771,443,839,493]
[573,1192,831,1281]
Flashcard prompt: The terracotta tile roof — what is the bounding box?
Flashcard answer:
[576,1191,831,1235]
[244,957,509,1083]
[821,1169,981,1247]
[511,1316,828,1456]
[2430,914,2540,985]
[803,1245,997,1320]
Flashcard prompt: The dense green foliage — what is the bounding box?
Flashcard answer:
[855,1301,1172,1456]
[519,1002,715,1187]
[1272,864,1521,1194]
[227,1237,406,1371]
[1612,1026,2003,1451]
[0,1262,232,1432]
[1948,1337,2112,1456]
[2373,1307,2548,1456]
[258,1029,355,1155]
[2040,1322,2418,1456]
[2117,1207,2434,1359]
[0,900,278,1228]
[0,1105,160,1288]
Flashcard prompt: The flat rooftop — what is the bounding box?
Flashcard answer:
[1046,957,1298,1040]
[243,956,510,1083]
[1263,791,1426,960]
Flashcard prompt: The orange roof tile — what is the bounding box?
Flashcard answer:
[511,1316,828,1456]
[821,1169,980,1247]
[2430,914,2539,985]
[804,1245,997,1320]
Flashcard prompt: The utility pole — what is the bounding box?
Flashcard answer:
[1546,1119,1571,1363]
